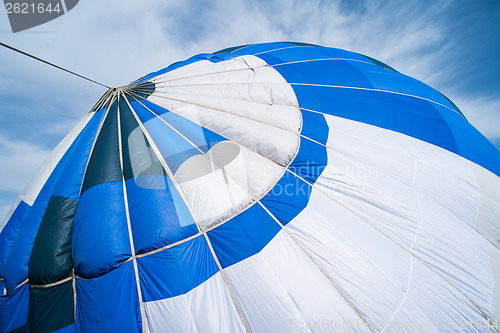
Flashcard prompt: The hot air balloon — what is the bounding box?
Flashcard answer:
[0,42,499,332]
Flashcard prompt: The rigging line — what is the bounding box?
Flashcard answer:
[0,41,112,89]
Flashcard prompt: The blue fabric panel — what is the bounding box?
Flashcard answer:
[134,100,225,153]
[72,182,131,278]
[436,105,500,176]
[0,201,30,278]
[2,133,82,293]
[260,171,313,227]
[350,61,458,113]
[0,283,28,333]
[259,57,374,89]
[125,175,198,254]
[137,235,218,301]
[255,45,370,66]
[289,136,328,184]
[207,204,281,268]
[300,110,329,145]
[52,111,105,200]
[75,261,140,333]
[291,85,460,155]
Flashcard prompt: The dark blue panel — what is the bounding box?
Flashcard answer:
[137,235,218,301]
[0,282,28,333]
[436,105,500,176]
[260,57,374,89]
[125,175,198,254]
[207,204,281,268]
[72,182,131,278]
[80,103,122,194]
[300,110,329,145]
[292,85,459,155]
[261,171,313,227]
[52,111,105,200]
[0,201,30,278]
[52,323,75,333]
[289,136,328,184]
[28,280,74,333]
[75,261,140,333]
[28,196,77,285]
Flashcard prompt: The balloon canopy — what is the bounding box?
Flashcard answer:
[1,42,499,332]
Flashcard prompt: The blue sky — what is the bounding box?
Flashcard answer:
[0,0,499,221]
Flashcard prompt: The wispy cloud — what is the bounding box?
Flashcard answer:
[0,134,50,193]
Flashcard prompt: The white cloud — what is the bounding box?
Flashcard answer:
[0,134,51,194]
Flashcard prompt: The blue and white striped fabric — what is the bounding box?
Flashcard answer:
[1,42,499,333]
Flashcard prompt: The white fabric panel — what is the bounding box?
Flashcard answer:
[314,115,494,321]
[148,98,299,166]
[224,230,370,332]
[287,191,429,331]
[157,66,288,89]
[174,141,283,228]
[470,162,500,251]
[154,83,298,108]
[147,55,301,167]
[487,242,500,322]
[286,189,491,332]
[143,273,245,333]
[152,92,300,133]
[0,112,93,231]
